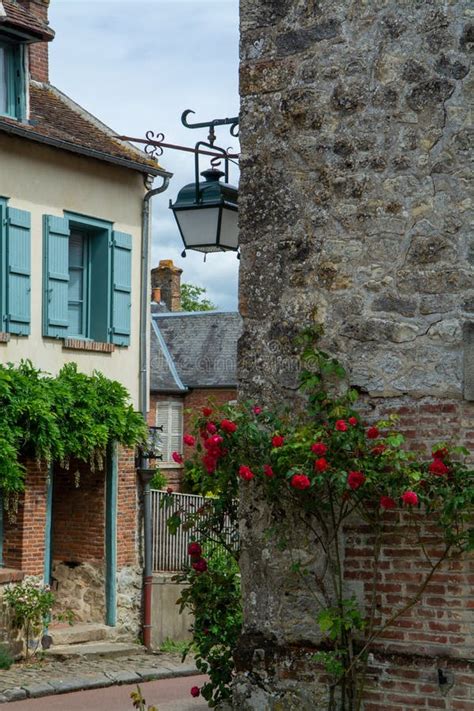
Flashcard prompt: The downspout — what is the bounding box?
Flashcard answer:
[140,171,171,651]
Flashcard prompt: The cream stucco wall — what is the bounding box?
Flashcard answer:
[0,134,150,409]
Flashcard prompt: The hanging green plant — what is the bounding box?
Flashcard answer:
[0,361,147,493]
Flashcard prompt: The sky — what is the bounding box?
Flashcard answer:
[48,0,240,311]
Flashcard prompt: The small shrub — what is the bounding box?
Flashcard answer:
[0,644,13,670]
[4,581,55,659]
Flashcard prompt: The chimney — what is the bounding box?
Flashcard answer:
[151,260,182,312]
[18,0,51,82]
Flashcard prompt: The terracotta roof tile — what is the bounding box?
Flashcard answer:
[0,82,165,175]
[1,0,54,41]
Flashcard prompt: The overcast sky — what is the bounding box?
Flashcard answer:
[49,0,240,311]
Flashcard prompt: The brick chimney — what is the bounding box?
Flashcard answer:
[151,260,182,312]
[18,0,51,82]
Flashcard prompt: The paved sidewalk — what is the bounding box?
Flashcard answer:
[0,651,198,703]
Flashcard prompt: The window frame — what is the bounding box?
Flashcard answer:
[65,212,112,343]
[156,398,184,465]
[0,39,25,120]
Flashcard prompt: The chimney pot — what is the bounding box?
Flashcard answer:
[151,259,182,312]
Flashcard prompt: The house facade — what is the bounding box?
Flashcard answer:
[0,0,169,636]
[149,260,241,489]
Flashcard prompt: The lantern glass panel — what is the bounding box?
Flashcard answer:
[219,208,239,250]
[175,207,220,249]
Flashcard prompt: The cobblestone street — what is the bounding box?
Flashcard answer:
[0,652,197,703]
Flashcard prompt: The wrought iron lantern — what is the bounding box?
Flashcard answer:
[141,425,163,461]
[169,166,238,254]
[118,109,239,257]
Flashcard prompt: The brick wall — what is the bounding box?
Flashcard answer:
[117,446,138,567]
[19,0,50,82]
[3,460,48,575]
[52,460,105,563]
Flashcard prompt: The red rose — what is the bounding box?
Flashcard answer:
[183,434,196,446]
[253,406,262,415]
[347,470,366,490]
[221,419,237,433]
[348,417,358,426]
[166,486,173,495]
[335,420,348,432]
[272,435,284,447]
[432,447,449,460]
[429,459,449,476]
[401,490,418,506]
[371,444,387,456]
[188,542,202,557]
[367,426,379,439]
[206,421,217,434]
[203,454,217,473]
[380,495,396,510]
[263,464,274,477]
[207,434,223,447]
[172,451,183,464]
[239,465,254,481]
[192,558,208,573]
[202,407,213,417]
[190,686,200,698]
[314,458,329,472]
[290,474,311,490]
[311,442,327,456]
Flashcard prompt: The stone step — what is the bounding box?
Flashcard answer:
[45,641,145,660]
[49,622,118,646]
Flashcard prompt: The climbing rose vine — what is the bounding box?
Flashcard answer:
[167,329,474,710]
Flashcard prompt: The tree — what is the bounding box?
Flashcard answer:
[180,282,216,312]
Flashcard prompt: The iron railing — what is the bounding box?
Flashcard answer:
[151,489,238,572]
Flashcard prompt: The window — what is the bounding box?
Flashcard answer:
[0,41,25,120]
[156,399,183,463]
[43,213,132,346]
[68,229,89,337]
[0,198,31,335]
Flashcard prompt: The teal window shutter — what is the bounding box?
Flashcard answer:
[110,231,132,346]
[43,215,70,338]
[6,207,31,335]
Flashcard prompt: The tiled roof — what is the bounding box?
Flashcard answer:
[151,311,242,392]
[1,0,54,40]
[0,82,166,176]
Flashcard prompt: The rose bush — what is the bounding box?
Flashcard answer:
[167,329,474,711]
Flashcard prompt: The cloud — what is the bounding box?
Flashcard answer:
[49,0,240,311]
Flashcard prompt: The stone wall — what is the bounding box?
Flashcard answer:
[237,1,473,709]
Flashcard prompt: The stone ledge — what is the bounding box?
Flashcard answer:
[62,339,115,353]
[0,568,25,584]
[0,333,10,344]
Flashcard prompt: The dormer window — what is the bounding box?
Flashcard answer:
[0,40,25,119]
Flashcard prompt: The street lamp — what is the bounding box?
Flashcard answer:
[118,109,239,256]
[170,167,238,254]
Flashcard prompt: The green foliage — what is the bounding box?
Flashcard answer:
[180,283,216,312]
[0,644,13,670]
[175,544,241,707]
[159,637,194,655]
[0,361,147,493]
[168,327,473,710]
[4,581,55,659]
[130,686,158,711]
[149,469,168,490]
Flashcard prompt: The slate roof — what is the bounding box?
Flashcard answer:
[0,82,167,176]
[1,0,54,41]
[151,311,242,392]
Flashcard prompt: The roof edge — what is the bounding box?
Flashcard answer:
[0,115,172,178]
[153,310,239,319]
[151,319,187,392]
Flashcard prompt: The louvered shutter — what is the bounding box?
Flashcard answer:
[43,215,70,338]
[169,402,183,456]
[156,404,170,461]
[6,207,31,335]
[110,231,132,346]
